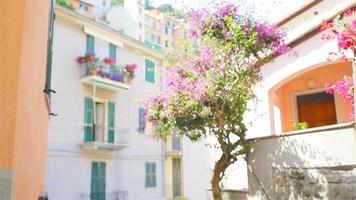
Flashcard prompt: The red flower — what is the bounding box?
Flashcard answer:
[103,57,115,65]
[76,56,85,64]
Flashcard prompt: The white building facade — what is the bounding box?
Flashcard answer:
[46,6,168,200]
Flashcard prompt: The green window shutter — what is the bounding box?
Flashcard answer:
[138,107,145,133]
[145,59,155,83]
[145,162,156,188]
[98,162,106,200]
[84,97,94,142]
[87,34,95,53]
[109,44,117,72]
[145,163,150,187]
[173,158,182,197]
[91,162,99,200]
[152,163,156,187]
[91,162,106,200]
[107,102,115,143]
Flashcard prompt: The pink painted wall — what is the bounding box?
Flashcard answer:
[272,61,352,132]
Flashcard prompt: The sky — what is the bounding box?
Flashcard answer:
[151,0,310,23]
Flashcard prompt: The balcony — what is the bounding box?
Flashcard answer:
[77,53,137,92]
[166,136,182,157]
[80,125,129,157]
[144,40,162,51]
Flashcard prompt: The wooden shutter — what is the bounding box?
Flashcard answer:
[109,43,116,72]
[98,162,106,200]
[91,162,99,200]
[173,158,181,197]
[91,162,106,200]
[84,97,94,142]
[145,59,155,83]
[107,102,115,143]
[139,107,145,133]
[87,34,95,53]
[145,163,156,187]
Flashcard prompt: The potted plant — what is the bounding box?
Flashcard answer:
[124,63,137,85]
[76,52,99,76]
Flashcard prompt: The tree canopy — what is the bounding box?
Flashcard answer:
[144,3,287,200]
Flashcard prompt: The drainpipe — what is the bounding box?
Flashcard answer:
[162,139,166,199]
[353,51,356,129]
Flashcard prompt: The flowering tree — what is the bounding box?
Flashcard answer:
[322,9,356,118]
[144,3,287,200]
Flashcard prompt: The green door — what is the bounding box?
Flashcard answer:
[91,162,106,200]
[173,158,182,197]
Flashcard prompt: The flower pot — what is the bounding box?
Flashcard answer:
[126,77,133,85]
[90,68,98,76]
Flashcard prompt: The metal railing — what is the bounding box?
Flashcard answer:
[79,190,128,200]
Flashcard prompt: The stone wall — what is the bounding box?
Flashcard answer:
[273,166,356,200]
[245,124,356,200]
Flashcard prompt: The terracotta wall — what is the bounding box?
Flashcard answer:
[0,1,50,199]
[272,61,352,132]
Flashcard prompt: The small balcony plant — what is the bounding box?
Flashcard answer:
[124,64,137,84]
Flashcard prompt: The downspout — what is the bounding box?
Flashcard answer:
[162,139,166,199]
[353,51,356,129]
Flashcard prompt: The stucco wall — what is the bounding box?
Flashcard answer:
[46,16,165,200]
[246,124,356,200]
[0,1,50,199]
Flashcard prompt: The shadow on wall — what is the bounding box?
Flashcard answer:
[246,125,356,200]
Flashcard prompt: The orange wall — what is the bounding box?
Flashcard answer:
[273,62,352,132]
[0,1,50,199]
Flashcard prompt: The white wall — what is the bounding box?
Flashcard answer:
[106,6,140,40]
[46,16,165,200]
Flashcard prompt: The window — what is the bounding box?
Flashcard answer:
[157,36,161,44]
[79,1,89,12]
[145,59,155,83]
[165,40,168,48]
[139,22,142,28]
[102,0,106,6]
[172,158,182,197]
[86,34,95,53]
[109,43,117,72]
[91,162,106,200]
[172,136,181,151]
[84,97,115,143]
[296,92,336,128]
[165,26,168,34]
[145,162,156,188]
[138,107,146,133]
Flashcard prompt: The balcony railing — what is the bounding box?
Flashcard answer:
[79,190,128,200]
[144,40,162,51]
[80,125,129,153]
[77,54,136,92]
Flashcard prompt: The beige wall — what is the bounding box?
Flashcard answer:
[0,1,50,199]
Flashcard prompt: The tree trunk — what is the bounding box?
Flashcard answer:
[211,154,229,200]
